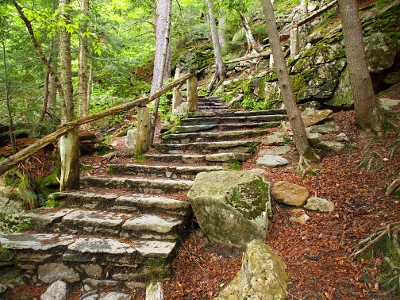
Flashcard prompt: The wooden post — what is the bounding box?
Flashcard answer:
[135,106,151,156]
[172,68,182,110]
[187,76,198,112]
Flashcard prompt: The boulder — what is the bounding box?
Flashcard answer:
[379,98,400,111]
[364,32,396,73]
[40,280,67,300]
[258,146,291,156]
[281,109,333,130]
[215,240,288,300]
[261,132,291,146]
[325,66,354,108]
[38,263,80,284]
[171,102,189,118]
[272,181,309,207]
[187,171,271,247]
[317,140,345,152]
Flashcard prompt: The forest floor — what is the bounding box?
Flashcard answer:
[159,109,400,300]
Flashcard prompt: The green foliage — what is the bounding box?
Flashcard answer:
[228,159,242,170]
[133,154,147,162]
[0,203,30,234]
[45,198,64,208]
[376,0,392,8]
[241,95,272,111]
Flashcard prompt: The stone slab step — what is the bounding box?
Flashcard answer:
[143,152,252,163]
[48,192,191,216]
[180,114,286,126]
[216,109,287,117]
[0,233,176,285]
[81,176,193,194]
[108,163,228,179]
[161,128,270,144]
[24,208,185,240]
[153,140,259,154]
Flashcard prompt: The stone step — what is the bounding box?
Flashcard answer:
[24,208,187,241]
[180,114,287,126]
[81,176,193,194]
[0,233,176,287]
[107,163,228,179]
[153,140,259,154]
[161,128,270,144]
[48,191,191,216]
[143,152,252,163]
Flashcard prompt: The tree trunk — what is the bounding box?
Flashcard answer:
[261,0,311,157]
[207,0,225,92]
[2,41,16,154]
[218,8,227,48]
[150,0,172,143]
[78,0,90,130]
[59,0,80,191]
[239,12,261,54]
[338,0,382,132]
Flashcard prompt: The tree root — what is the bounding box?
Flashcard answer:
[386,175,400,196]
[297,154,319,177]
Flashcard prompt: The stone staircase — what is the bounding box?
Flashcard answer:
[0,96,287,294]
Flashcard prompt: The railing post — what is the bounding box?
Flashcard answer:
[187,76,198,112]
[172,68,182,110]
[290,26,299,57]
[135,106,151,156]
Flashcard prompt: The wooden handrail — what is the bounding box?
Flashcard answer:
[0,73,193,176]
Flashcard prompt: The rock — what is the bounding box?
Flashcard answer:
[38,263,80,284]
[261,132,290,146]
[82,264,103,278]
[317,141,345,152]
[256,155,289,168]
[125,129,137,149]
[326,66,354,108]
[282,109,333,130]
[364,33,396,73]
[187,171,271,247]
[215,240,288,300]
[307,122,337,134]
[40,280,67,300]
[379,98,400,111]
[304,197,335,212]
[272,181,309,207]
[383,71,400,85]
[258,146,291,156]
[146,282,164,300]
[307,132,324,147]
[100,292,131,300]
[289,211,311,224]
[171,102,189,118]
[0,282,7,294]
[335,133,349,143]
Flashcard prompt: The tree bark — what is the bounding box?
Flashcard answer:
[150,0,172,143]
[207,0,225,92]
[136,107,151,156]
[59,0,80,191]
[187,76,198,112]
[78,0,90,130]
[338,0,382,132]
[261,0,311,157]
[172,68,182,110]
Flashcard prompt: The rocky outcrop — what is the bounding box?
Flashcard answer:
[215,240,288,300]
[187,171,271,247]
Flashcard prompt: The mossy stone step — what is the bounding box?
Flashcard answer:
[143,152,251,163]
[153,140,259,154]
[0,233,176,286]
[48,191,190,215]
[81,176,193,194]
[161,128,270,143]
[108,163,228,179]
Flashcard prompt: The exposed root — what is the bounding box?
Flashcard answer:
[297,154,319,177]
[386,175,400,196]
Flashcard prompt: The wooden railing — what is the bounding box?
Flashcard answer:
[0,73,196,176]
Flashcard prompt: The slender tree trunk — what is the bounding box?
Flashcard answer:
[3,41,16,154]
[149,0,172,143]
[59,0,80,191]
[207,0,225,92]
[261,0,311,157]
[78,0,90,130]
[218,8,227,48]
[338,0,382,132]
[239,11,261,53]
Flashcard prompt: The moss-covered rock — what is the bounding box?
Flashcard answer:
[187,171,271,248]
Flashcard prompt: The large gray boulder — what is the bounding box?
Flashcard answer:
[215,240,288,300]
[187,171,271,247]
